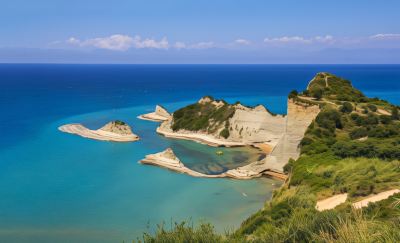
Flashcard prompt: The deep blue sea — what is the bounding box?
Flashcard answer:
[0,64,399,242]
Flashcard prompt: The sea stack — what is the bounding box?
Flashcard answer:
[59,120,139,142]
[138,105,172,122]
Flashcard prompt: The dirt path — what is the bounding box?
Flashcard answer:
[316,189,400,211]
[316,193,348,211]
[352,189,400,209]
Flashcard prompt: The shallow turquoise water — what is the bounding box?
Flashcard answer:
[0,101,281,242]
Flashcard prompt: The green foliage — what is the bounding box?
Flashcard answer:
[114,120,126,125]
[171,99,235,133]
[140,222,224,243]
[219,128,230,139]
[288,89,298,99]
[392,107,400,120]
[315,109,343,132]
[349,127,368,139]
[311,88,323,100]
[367,104,377,112]
[340,102,353,113]
[307,72,366,102]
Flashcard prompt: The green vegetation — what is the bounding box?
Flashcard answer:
[114,120,126,125]
[307,72,366,102]
[288,90,298,99]
[340,102,353,113]
[171,97,235,136]
[142,73,400,242]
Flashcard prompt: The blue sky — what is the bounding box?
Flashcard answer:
[1,0,400,63]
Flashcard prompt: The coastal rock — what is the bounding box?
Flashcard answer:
[59,120,139,142]
[138,105,172,122]
[100,121,135,135]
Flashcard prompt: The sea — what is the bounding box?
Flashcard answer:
[0,64,399,242]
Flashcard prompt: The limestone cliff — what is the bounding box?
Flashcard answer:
[157,96,286,146]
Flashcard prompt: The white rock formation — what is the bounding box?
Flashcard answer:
[138,105,172,122]
[59,121,139,142]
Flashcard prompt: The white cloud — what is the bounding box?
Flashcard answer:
[174,41,187,49]
[370,33,400,40]
[314,35,334,43]
[264,36,311,44]
[172,41,215,49]
[133,36,169,49]
[66,37,80,45]
[66,34,169,51]
[264,35,335,45]
[234,39,251,45]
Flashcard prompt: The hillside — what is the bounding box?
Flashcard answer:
[142,73,400,242]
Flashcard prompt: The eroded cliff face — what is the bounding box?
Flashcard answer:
[227,104,286,144]
[262,99,320,171]
[286,99,320,139]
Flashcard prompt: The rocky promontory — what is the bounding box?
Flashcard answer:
[138,105,171,122]
[59,120,139,142]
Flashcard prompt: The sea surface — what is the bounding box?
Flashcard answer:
[0,64,399,242]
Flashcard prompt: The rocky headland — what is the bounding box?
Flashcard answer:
[59,120,139,142]
[139,74,327,180]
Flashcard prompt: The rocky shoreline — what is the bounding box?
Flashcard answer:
[140,148,279,180]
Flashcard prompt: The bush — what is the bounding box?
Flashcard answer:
[380,115,392,124]
[340,102,353,113]
[392,107,399,120]
[288,90,298,99]
[219,128,230,139]
[350,127,368,139]
[312,88,323,100]
[367,104,377,112]
[316,109,343,132]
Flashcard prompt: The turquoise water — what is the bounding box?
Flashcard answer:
[0,100,281,243]
[1,65,399,242]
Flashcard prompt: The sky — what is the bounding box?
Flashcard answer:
[1,0,400,63]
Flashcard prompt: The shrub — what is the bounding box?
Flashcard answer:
[380,115,392,124]
[114,120,126,125]
[367,104,377,112]
[392,107,399,120]
[288,90,298,99]
[340,102,353,113]
[312,88,323,100]
[219,128,230,139]
[350,127,368,139]
[316,109,343,132]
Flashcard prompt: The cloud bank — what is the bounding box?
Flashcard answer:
[67,35,169,51]
[62,33,400,52]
